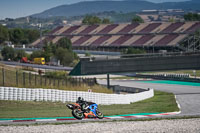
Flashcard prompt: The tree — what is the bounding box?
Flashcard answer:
[42,29,51,35]
[1,46,15,61]
[102,18,111,24]
[57,37,72,50]
[9,28,24,44]
[24,29,40,43]
[14,49,26,61]
[55,47,75,66]
[42,42,53,62]
[42,51,53,62]
[184,13,200,21]
[169,17,175,22]
[132,16,144,23]
[0,25,9,44]
[30,39,78,66]
[49,42,57,55]
[30,50,43,60]
[124,48,146,54]
[85,52,91,57]
[82,15,102,25]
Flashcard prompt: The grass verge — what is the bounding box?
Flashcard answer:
[0,91,179,118]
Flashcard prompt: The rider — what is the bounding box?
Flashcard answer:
[76,97,84,104]
[76,97,94,111]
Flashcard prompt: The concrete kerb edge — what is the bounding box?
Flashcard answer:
[175,95,181,113]
[0,112,181,123]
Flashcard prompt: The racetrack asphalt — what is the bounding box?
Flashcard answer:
[98,79,200,116]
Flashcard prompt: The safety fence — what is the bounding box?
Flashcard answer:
[0,87,154,105]
[135,74,200,83]
[0,68,97,88]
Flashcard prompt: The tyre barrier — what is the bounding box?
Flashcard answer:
[0,87,154,105]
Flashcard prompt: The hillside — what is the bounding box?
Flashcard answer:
[32,0,200,18]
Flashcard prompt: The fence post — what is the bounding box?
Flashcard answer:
[89,78,92,86]
[107,74,110,89]
[45,76,47,86]
[62,79,64,86]
[79,78,81,86]
[53,78,55,87]
[65,78,68,87]
[49,78,51,86]
[83,77,85,86]
[23,72,25,87]
[90,78,92,86]
[29,72,31,86]
[2,68,5,86]
[16,70,18,87]
[72,78,74,86]
[94,77,97,85]
[81,77,83,86]
[77,78,80,86]
[75,77,77,86]
[35,74,37,86]
[58,79,60,88]
[40,75,42,86]
[86,78,88,86]
[70,77,72,86]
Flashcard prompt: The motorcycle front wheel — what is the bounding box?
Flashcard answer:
[96,110,104,119]
[72,109,84,120]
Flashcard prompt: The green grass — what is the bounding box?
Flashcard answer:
[0,91,179,118]
[100,91,179,116]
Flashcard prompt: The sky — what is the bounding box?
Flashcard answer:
[0,0,189,19]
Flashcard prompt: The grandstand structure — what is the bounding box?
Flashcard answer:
[31,22,200,52]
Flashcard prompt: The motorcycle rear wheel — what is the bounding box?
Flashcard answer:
[72,109,84,120]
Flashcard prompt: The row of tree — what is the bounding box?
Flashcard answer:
[184,13,200,21]
[1,46,27,61]
[1,37,79,66]
[0,24,40,45]
[82,15,144,25]
[82,16,112,25]
[123,48,146,54]
[82,13,200,25]
[31,37,78,66]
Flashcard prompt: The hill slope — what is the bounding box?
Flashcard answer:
[32,0,200,18]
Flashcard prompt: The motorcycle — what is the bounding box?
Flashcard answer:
[67,102,104,120]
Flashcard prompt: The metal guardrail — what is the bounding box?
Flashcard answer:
[0,61,73,71]
[135,74,200,83]
[120,51,200,59]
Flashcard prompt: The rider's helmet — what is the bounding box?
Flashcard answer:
[78,97,81,101]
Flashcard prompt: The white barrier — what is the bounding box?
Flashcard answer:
[0,87,154,105]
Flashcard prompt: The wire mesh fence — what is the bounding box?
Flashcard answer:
[0,67,97,89]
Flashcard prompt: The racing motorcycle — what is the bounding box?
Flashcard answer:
[67,101,104,120]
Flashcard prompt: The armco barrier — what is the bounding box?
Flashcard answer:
[0,87,154,105]
[135,74,200,83]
